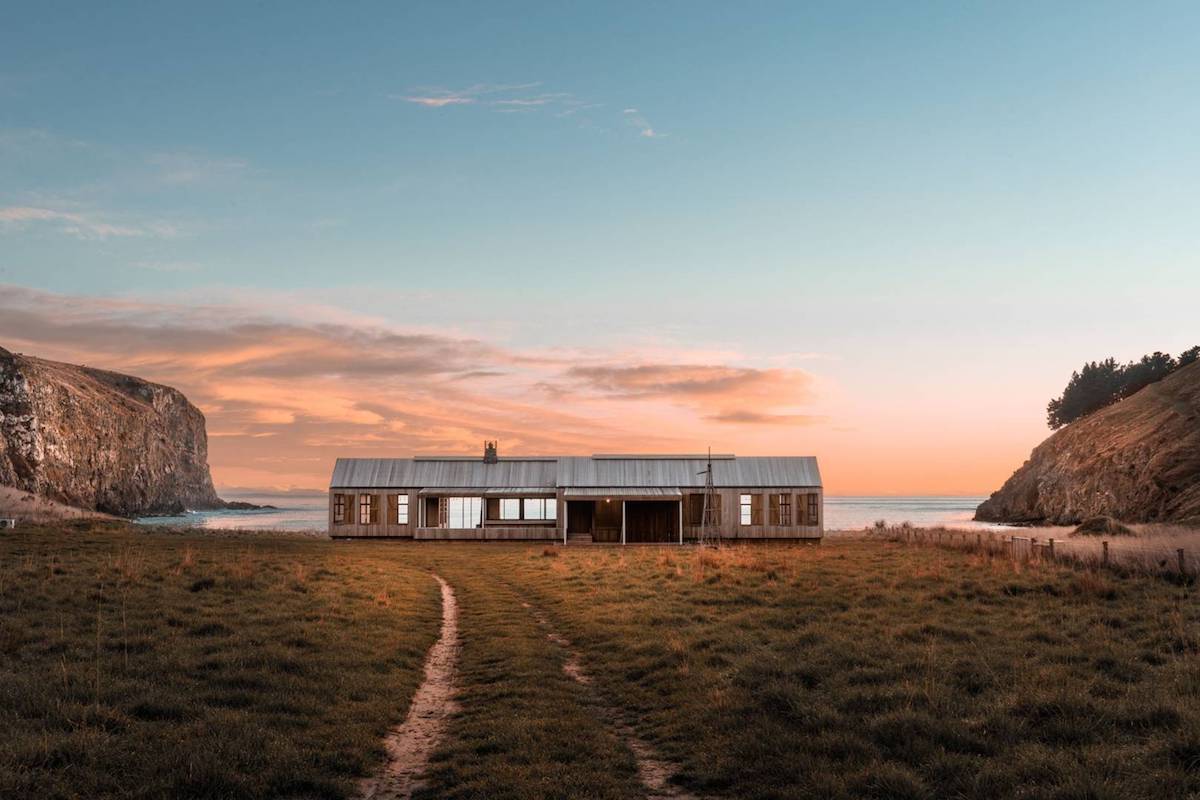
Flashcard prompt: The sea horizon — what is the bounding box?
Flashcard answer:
[136,492,1001,533]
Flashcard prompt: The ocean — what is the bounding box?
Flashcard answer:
[134,493,1002,533]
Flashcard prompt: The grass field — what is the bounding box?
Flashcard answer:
[0,522,440,799]
[2,525,1199,799]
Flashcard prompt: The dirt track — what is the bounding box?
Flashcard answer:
[359,573,460,800]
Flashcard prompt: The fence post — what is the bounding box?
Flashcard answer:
[1178,548,1186,575]
[1102,540,1109,566]
[1048,538,1055,559]
[977,533,982,547]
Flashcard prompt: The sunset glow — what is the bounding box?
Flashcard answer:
[4,4,1199,495]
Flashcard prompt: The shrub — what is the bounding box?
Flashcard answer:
[1072,517,1134,537]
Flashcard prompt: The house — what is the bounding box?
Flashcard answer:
[329,444,822,543]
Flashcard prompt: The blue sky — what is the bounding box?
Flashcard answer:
[2,2,1199,492]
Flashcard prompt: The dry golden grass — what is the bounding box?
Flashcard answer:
[432,540,1200,800]
[4,525,1200,799]
[0,522,440,799]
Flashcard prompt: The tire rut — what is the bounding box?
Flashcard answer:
[521,601,709,800]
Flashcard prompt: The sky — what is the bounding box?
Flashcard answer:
[2,2,1198,494]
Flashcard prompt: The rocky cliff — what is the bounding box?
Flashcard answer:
[0,347,223,517]
[976,360,1200,524]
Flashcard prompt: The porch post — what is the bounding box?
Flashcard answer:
[678,498,683,545]
[563,500,568,545]
[419,494,424,528]
[621,500,626,546]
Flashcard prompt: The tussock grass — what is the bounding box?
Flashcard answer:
[406,551,643,800]
[467,541,1200,800]
[0,523,440,799]
[4,527,1199,799]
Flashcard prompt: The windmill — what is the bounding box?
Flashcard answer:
[697,448,721,547]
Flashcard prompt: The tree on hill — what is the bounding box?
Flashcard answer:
[1047,347,1199,429]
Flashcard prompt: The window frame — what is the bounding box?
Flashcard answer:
[778,493,792,526]
[522,497,557,521]
[445,496,483,529]
[334,494,346,523]
[499,498,521,520]
[807,493,819,526]
[397,494,409,524]
[359,494,376,525]
[739,493,753,526]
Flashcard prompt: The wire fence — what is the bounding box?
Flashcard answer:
[873,524,1198,581]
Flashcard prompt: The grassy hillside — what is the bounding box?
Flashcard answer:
[2,526,1198,799]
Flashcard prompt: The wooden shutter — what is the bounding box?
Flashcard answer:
[751,493,763,525]
[343,494,355,525]
[385,494,396,525]
[769,494,781,525]
[369,494,379,524]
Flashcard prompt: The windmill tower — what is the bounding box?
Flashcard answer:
[698,448,721,547]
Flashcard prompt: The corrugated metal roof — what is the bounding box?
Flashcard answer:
[330,458,557,489]
[556,456,821,488]
[415,487,556,496]
[562,487,683,499]
[331,455,820,489]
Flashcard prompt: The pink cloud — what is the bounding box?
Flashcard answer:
[0,285,826,489]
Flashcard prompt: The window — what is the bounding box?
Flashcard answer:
[334,494,347,523]
[397,494,409,524]
[359,494,377,525]
[740,493,753,526]
[445,497,483,528]
[500,498,521,520]
[807,494,819,526]
[776,493,792,526]
[523,498,557,520]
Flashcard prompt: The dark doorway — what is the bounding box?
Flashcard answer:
[625,501,679,543]
[568,500,594,535]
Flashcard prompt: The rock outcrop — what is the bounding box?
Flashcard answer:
[0,346,223,517]
[976,360,1200,525]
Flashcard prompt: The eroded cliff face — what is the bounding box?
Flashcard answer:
[0,347,222,516]
[976,360,1200,525]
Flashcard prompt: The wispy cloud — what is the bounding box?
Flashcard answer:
[706,410,827,426]
[400,94,476,108]
[132,259,201,273]
[623,108,666,139]
[394,82,542,108]
[395,83,661,137]
[146,152,249,185]
[0,206,161,239]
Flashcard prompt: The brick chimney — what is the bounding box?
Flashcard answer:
[483,440,498,464]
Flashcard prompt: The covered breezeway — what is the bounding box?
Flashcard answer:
[561,488,684,545]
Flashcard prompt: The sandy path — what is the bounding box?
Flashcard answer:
[523,602,706,800]
[359,574,460,800]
